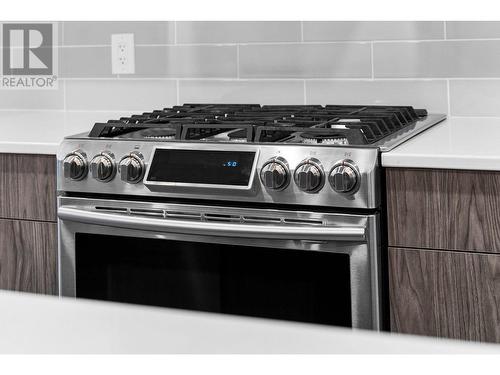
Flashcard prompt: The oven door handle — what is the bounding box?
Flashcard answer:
[58,206,366,242]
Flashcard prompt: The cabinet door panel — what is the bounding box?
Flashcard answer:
[0,153,56,222]
[389,247,500,342]
[0,219,57,294]
[386,168,500,253]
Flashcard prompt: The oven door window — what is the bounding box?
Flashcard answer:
[76,233,352,327]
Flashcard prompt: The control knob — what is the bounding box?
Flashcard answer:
[119,152,145,183]
[329,160,360,193]
[260,157,289,190]
[63,151,88,181]
[90,152,116,182]
[294,158,324,192]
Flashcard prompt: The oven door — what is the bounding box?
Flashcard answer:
[58,196,381,330]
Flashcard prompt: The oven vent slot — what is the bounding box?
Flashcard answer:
[242,216,282,224]
[165,211,202,220]
[129,209,164,217]
[204,213,241,222]
[283,218,324,226]
[95,206,128,213]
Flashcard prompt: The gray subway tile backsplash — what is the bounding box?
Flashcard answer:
[132,46,170,78]
[4,21,500,118]
[374,40,500,78]
[176,21,301,44]
[239,43,371,78]
[163,45,237,78]
[63,21,175,46]
[0,87,64,110]
[60,46,113,78]
[449,80,500,116]
[134,45,237,78]
[60,45,237,78]
[305,80,448,113]
[65,80,177,111]
[303,21,444,42]
[178,80,304,104]
[446,21,500,40]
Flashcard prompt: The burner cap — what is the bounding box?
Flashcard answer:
[227,128,250,142]
[300,132,349,145]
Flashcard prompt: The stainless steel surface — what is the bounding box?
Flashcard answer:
[260,157,290,190]
[293,157,324,193]
[329,160,360,194]
[58,196,382,330]
[58,141,380,209]
[62,150,88,181]
[89,151,116,182]
[59,206,366,241]
[373,113,447,152]
[119,151,145,184]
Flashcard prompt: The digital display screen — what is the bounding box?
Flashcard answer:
[147,149,256,186]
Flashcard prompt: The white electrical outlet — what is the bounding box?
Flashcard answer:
[111,34,135,75]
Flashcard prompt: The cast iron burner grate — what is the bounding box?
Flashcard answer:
[88,104,428,146]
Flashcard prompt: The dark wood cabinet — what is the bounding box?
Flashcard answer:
[387,168,500,253]
[386,167,500,343]
[389,247,500,342]
[0,153,58,295]
[0,219,57,294]
[0,153,56,222]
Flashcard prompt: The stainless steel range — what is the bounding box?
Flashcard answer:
[57,104,446,330]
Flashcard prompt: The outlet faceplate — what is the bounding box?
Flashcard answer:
[111,34,135,74]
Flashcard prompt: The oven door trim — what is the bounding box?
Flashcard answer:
[57,196,381,330]
[58,206,367,242]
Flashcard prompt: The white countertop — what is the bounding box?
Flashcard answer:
[0,290,497,354]
[0,110,130,154]
[382,117,500,171]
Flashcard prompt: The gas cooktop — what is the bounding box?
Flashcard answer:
[85,104,445,151]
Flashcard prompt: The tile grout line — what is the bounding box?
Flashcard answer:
[443,21,447,40]
[446,79,451,116]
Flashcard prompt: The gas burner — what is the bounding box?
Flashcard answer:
[227,129,250,142]
[117,128,177,140]
[300,132,349,145]
[145,135,175,140]
[89,104,430,146]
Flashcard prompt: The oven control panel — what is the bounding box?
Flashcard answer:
[58,139,380,209]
